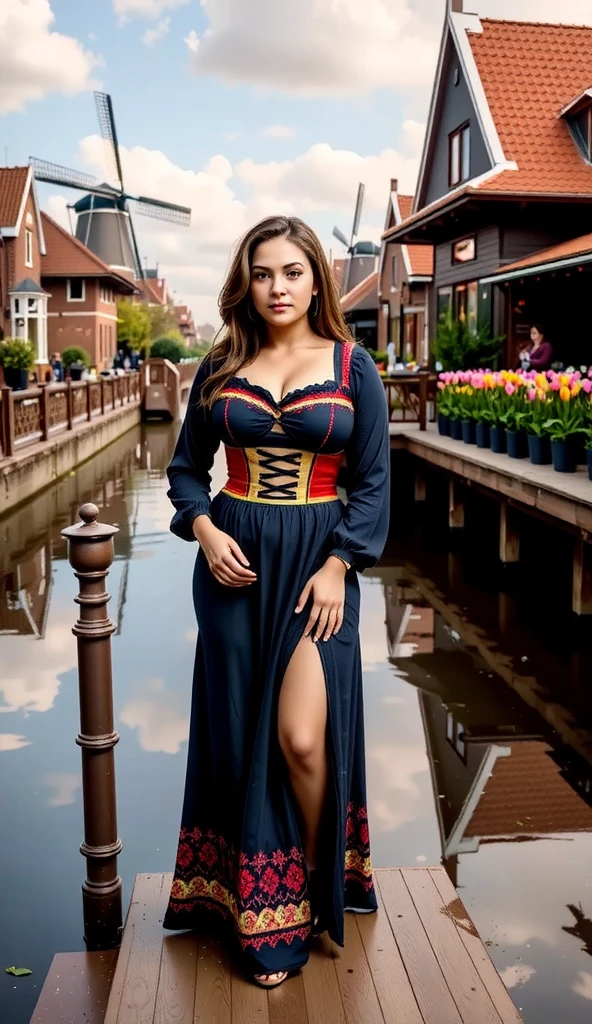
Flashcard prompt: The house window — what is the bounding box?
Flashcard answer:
[456,281,478,333]
[446,712,467,763]
[25,229,33,268]
[67,278,85,302]
[449,123,471,187]
[437,286,453,319]
[391,255,398,289]
[452,236,476,263]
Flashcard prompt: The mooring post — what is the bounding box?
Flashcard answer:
[61,502,123,950]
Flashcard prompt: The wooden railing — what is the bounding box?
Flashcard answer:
[382,371,437,431]
[0,372,141,460]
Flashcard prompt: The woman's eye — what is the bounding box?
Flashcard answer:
[253,272,267,281]
[287,271,302,279]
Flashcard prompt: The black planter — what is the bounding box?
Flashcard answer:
[437,414,450,437]
[68,364,84,381]
[461,419,476,444]
[490,425,507,454]
[449,418,463,441]
[506,429,529,459]
[551,439,577,473]
[3,367,30,390]
[587,448,592,481]
[527,433,551,465]
[568,433,587,466]
[476,422,490,449]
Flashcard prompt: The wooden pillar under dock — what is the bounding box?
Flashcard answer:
[499,503,520,565]
[414,464,427,502]
[448,478,465,529]
[573,538,592,616]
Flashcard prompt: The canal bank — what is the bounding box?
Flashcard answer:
[1,418,591,1024]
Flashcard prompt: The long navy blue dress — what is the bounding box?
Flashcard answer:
[163,339,391,975]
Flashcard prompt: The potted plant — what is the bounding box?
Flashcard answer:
[62,346,91,381]
[0,338,35,390]
[497,381,530,458]
[543,383,587,473]
[436,378,452,435]
[458,387,476,444]
[524,386,552,465]
[585,435,592,482]
[447,385,463,440]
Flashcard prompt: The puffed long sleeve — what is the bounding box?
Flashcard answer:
[167,356,221,542]
[327,345,391,572]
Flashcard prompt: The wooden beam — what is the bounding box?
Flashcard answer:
[573,538,592,616]
[414,464,427,502]
[449,478,465,529]
[499,503,520,564]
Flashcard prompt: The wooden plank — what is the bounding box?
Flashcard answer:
[104,873,168,1024]
[268,971,309,1024]
[429,869,523,1024]
[301,933,346,1024]
[573,538,592,615]
[414,465,427,502]
[375,869,462,1024]
[194,933,231,1024]
[330,913,385,1024]
[356,893,424,1024]
[402,868,501,1024]
[448,479,465,529]
[154,932,197,1024]
[230,971,270,1024]
[499,504,520,564]
[30,950,118,1024]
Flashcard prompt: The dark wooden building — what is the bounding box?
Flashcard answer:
[385,1,592,367]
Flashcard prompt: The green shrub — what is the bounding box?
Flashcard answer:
[433,311,503,371]
[150,337,186,364]
[61,346,91,368]
[0,338,35,370]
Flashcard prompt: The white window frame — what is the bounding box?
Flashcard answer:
[25,229,33,268]
[67,278,86,302]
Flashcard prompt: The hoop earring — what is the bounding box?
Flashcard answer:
[311,294,319,317]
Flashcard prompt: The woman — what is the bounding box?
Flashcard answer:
[163,216,390,988]
[519,324,553,371]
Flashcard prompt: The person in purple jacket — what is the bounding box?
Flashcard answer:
[519,324,553,371]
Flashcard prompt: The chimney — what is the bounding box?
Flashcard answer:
[390,178,398,193]
[450,0,463,11]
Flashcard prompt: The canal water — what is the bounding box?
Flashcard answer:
[1,419,591,1024]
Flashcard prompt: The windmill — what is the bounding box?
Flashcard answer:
[30,92,191,281]
[332,182,365,295]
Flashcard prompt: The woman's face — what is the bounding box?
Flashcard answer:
[530,327,544,345]
[250,236,317,328]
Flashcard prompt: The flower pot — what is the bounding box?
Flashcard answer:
[476,422,490,449]
[68,364,84,381]
[490,425,507,454]
[437,414,450,437]
[3,367,30,390]
[587,449,592,481]
[506,429,529,459]
[461,419,476,444]
[551,438,577,473]
[568,433,587,466]
[527,434,551,465]
[449,418,463,441]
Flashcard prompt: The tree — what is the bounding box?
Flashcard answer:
[433,311,504,371]
[150,336,186,363]
[146,304,178,341]
[117,299,151,349]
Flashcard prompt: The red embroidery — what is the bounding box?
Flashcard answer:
[345,802,374,891]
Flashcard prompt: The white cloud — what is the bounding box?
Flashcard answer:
[119,677,189,754]
[141,16,171,46]
[574,972,592,1002]
[0,0,100,115]
[42,772,81,807]
[113,0,188,19]
[260,125,296,139]
[478,0,592,20]
[499,964,536,990]
[0,734,31,752]
[187,0,442,96]
[184,28,199,52]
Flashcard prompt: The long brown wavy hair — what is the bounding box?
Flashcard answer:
[197,215,353,410]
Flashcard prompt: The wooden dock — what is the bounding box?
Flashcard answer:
[61,867,522,1024]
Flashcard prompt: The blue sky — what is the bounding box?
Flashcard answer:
[3,0,591,322]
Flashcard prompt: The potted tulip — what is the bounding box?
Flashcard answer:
[436,380,452,436]
[586,435,592,482]
[62,346,91,381]
[524,387,552,465]
[543,382,587,473]
[0,337,35,390]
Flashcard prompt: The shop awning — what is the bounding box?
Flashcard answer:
[482,233,592,284]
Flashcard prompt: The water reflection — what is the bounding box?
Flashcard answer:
[1,421,592,1024]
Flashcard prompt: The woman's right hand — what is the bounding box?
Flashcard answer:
[192,516,257,587]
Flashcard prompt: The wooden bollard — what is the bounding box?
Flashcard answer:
[61,502,123,950]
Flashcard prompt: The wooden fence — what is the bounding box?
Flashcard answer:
[0,373,141,461]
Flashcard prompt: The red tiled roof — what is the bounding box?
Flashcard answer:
[41,212,135,292]
[469,19,592,196]
[398,194,414,220]
[341,270,378,313]
[494,232,592,275]
[394,194,434,276]
[0,167,29,228]
[466,741,592,839]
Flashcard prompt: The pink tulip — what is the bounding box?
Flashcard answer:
[550,379,561,391]
[582,379,592,394]
[505,383,516,396]
[527,389,536,401]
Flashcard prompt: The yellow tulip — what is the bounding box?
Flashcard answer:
[571,382,582,396]
[560,374,570,387]
[559,386,571,402]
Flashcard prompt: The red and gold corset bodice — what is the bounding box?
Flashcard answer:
[210,341,355,505]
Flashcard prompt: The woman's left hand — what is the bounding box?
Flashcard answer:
[295,559,346,642]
